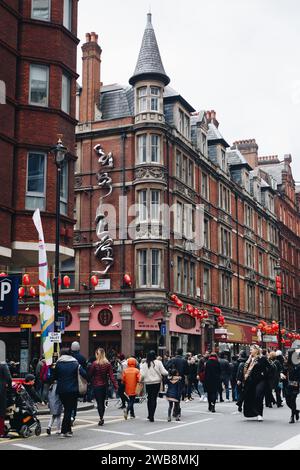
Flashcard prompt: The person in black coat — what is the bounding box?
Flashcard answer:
[242,345,271,421]
[0,362,12,438]
[204,353,221,412]
[53,348,87,437]
[166,349,189,417]
[236,350,247,412]
[283,350,300,424]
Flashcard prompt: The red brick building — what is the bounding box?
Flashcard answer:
[71,14,299,359]
[0,0,78,359]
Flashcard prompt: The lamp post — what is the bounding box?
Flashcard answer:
[274,262,283,351]
[51,137,67,345]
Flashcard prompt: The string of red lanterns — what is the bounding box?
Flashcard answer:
[169,294,220,323]
[251,321,300,343]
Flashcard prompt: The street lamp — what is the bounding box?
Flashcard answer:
[274,262,283,351]
[51,137,67,346]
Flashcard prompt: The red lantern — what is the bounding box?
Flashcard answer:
[281,339,286,345]
[123,274,132,287]
[57,277,62,287]
[170,294,178,303]
[0,272,7,277]
[90,275,98,287]
[213,307,222,315]
[176,299,183,308]
[23,274,31,286]
[257,323,263,330]
[203,310,209,319]
[63,275,71,288]
[186,304,194,314]
[281,329,286,335]
[18,287,25,298]
[193,308,200,319]
[251,327,257,334]
[288,333,293,339]
[29,286,36,297]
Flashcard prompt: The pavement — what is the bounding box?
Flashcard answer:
[1,396,300,451]
[36,402,94,415]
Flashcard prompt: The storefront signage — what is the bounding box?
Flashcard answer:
[176,314,196,330]
[98,309,113,326]
[49,332,62,343]
[0,314,38,328]
[59,310,72,328]
[93,145,114,275]
[0,276,19,316]
[95,279,111,290]
[263,335,277,343]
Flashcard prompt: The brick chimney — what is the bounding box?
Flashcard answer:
[232,139,258,170]
[206,110,219,128]
[79,32,102,123]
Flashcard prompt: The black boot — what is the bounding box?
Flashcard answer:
[211,404,216,413]
[289,414,295,424]
[296,410,300,421]
[208,403,212,412]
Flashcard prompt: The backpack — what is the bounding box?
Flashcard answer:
[40,363,50,383]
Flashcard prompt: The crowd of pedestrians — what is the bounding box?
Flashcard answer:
[1,343,300,439]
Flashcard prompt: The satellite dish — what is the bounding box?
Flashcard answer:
[291,349,300,366]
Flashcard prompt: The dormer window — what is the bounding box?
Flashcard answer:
[137,85,162,113]
[178,109,190,139]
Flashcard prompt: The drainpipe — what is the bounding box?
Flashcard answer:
[235,192,241,314]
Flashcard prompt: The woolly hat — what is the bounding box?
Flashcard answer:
[276,350,283,357]
[71,341,80,352]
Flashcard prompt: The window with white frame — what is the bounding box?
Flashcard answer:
[257,216,262,237]
[63,0,72,30]
[31,0,50,20]
[29,64,49,106]
[137,86,162,113]
[245,242,255,269]
[176,257,196,296]
[137,248,162,288]
[259,289,265,316]
[61,73,71,114]
[221,149,226,172]
[258,250,264,274]
[137,189,161,222]
[137,134,161,164]
[221,273,232,307]
[60,161,68,215]
[219,183,231,213]
[244,203,254,229]
[203,267,210,302]
[246,283,255,313]
[26,152,46,210]
[220,226,231,257]
[204,218,210,249]
[178,108,190,138]
[175,151,194,188]
[177,257,182,291]
[201,133,207,156]
[201,173,209,200]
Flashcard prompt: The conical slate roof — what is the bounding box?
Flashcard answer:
[129,13,170,86]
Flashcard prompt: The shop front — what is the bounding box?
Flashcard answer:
[216,321,259,357]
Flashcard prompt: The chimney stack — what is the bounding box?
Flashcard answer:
[206,110,219,127]
[79,32,102,123]
[232,139,259,169]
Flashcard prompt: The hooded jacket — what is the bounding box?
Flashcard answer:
[122,358,141,396]
[166,375,182,402]
[54,355,87,395]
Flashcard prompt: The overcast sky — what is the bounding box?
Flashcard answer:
[78,0,300,181]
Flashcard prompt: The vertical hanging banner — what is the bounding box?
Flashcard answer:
[32,209,54,365]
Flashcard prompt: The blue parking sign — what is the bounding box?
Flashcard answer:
[0,276,19,316]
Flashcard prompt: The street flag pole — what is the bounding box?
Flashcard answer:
[33,209,55,365]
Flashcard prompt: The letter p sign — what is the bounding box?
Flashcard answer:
[0,281,11,301]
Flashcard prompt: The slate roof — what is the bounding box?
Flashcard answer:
[100,85,134,120]
[226,148,252,169]
[207,123,229,147]
[129,13,170,86]
[258,162,285,185]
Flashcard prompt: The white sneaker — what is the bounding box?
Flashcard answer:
[257,415,263,422]
[203,397,208,402]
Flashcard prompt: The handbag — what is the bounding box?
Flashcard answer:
[288,380,299,390]
[78,366,88,396]
[135,382,144,397]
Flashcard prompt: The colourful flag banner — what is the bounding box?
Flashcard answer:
[32,209,54,365]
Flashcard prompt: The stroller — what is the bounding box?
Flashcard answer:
[5,380,42,438]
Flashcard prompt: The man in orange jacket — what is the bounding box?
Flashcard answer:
[122,358,141,419]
